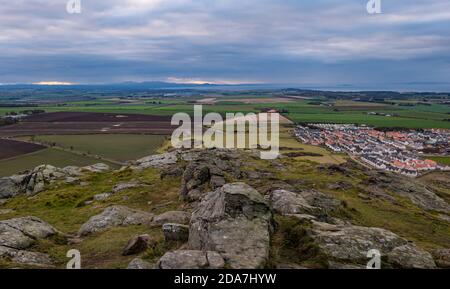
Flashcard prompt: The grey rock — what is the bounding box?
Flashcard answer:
[112,181,142,193]
[268,189,322,216]
[387,244,436,269]
[0,245,53,267]
[82,163,110,173]
[189,182,272,269]
[157,250,224,269]
[122,234,150,256]
[64,177,80,184]
[432,248,450,268]
[163,223,189,242]
[210,175,226,189]
[0,217,56,250]
[0,163,108,200]
[93,192,112,201]
[127,257,153,269]
[152,211,191,225]
[78,206,154,236]
[297,190,342,214]
[131,152,178,170]
[309,221,436,268]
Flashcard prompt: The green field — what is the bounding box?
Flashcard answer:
[426,156,450,166]
[0,148,119,177]
[1,97,450,129]
[22,134,167,163]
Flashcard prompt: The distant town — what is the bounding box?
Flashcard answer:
[295,124,450,177]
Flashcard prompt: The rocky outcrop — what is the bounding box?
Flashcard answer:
[130,152,178,170]
[0,163,110,199]
[432,248,450,268]
[78,206,154,236]
[157,250,225,269]
[0,216,56,266]
[122,234,150,256]
[177,149,242,202]
[152,211,191,225]
[162,223,189,242]
[0,246,53,267]
[365,175,449,213]
[386,244,436,269]
[267,189,322,216]
[309,221,436,269]
[0,216,56,250]
[127,257,153,269]
[188,182,272,269]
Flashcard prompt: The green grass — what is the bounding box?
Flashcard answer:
[426,156,450,166]
[0,168,183,268]
[0,148,118,177]
[25,134,166,163]
[1,98,449,128]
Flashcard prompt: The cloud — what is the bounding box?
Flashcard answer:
[0,0,449,89]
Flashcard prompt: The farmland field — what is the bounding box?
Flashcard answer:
[0,148,119,177]
[0,112,174,137]
[23,134,167,163]
[1,97,449,129]
[0,138,45,160]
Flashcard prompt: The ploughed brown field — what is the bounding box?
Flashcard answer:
[0,112,175,137]
[0,138,45,160]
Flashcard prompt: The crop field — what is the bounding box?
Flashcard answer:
[25,134,167,163]
[0,138,45,160]
[0,112,174,137]
[0,148,118,177]
[1,97,449,129]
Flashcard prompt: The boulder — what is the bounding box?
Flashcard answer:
[152,211,191,225]
[387,244,436,269]
[0,163,109,200]
[189,182,272,269]
[93,192,112,201]
[0,245,53,267]
[78,206,154,236]
[432,248,450,268]
[157,250,224,269]
[309,221,436,268]
[162,223,189,242]
[297,190,342,214]
[179,163,211,201]
[0,216,56,266]
[267,189,322,216]
[0,216,56,250]
[131,152,178,170]
[82,163,110,173]
[112,181,142,193]
[127,257,153,269]
[122,234,150,256]
[0,176,25,199]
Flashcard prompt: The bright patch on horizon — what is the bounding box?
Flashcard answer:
[32,81,74,86]
[166,77,254,85]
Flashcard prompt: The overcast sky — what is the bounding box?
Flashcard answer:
[1,0,450,90]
